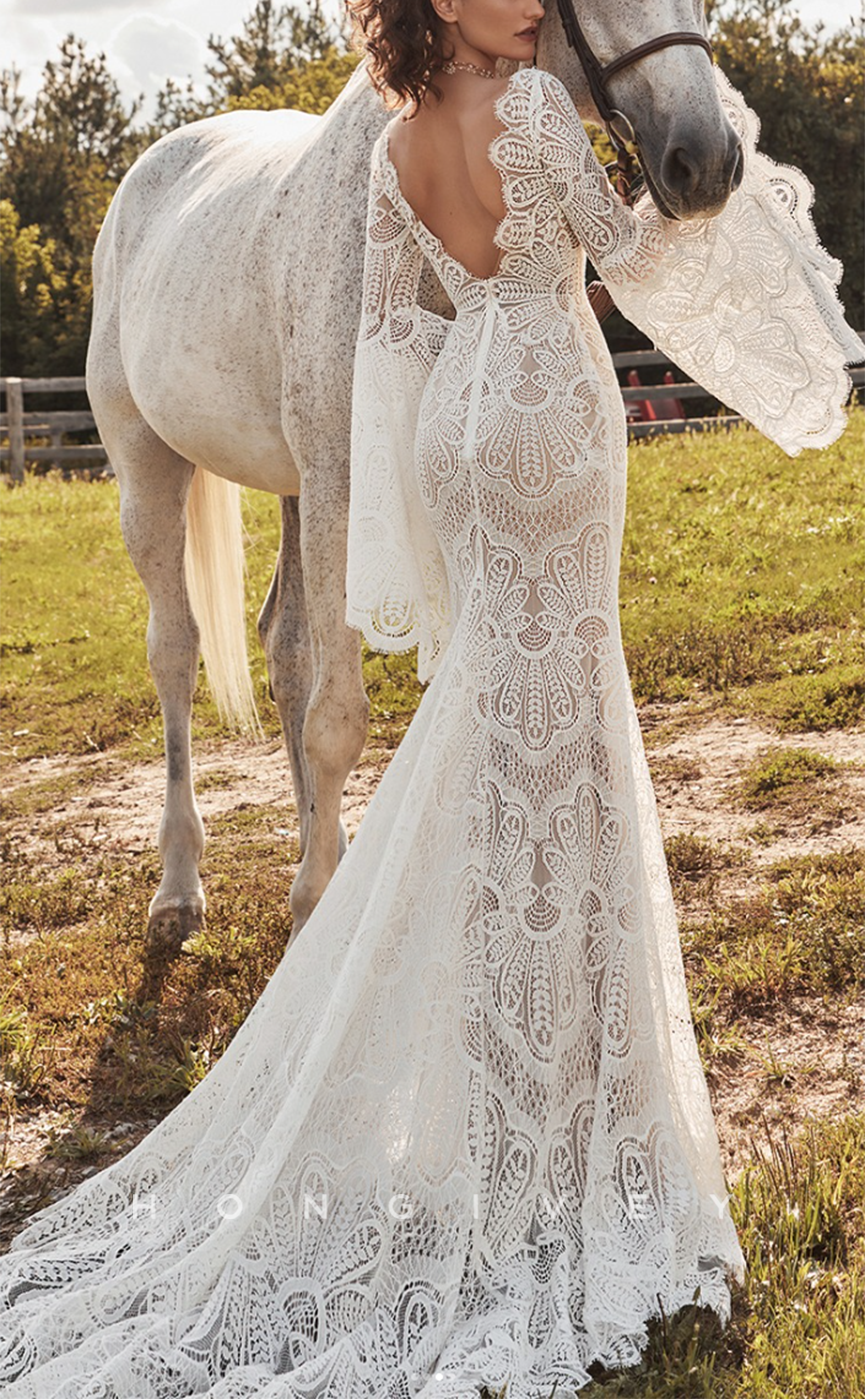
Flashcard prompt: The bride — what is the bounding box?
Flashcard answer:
[1,0,860,1394]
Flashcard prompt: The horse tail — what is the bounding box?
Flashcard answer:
[185,468,261,736]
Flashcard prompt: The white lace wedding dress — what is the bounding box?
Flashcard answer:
[1,65,860,1399]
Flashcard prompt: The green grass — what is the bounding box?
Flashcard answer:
[481,1116,865,1399]
[663,833,745,903]
[1,411,862,765]
[0,995,53,1106]
[735,746,841,809]
[742,666,865,733]
[0,475,281,762]
[684,849,865,1015]
[1,867,94,933]
[720,1115,865,1399]
[620,415,864,719]
[0,811,296,1122]
[0,474,421,763]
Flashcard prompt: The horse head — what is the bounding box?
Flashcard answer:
[538,0,743,219]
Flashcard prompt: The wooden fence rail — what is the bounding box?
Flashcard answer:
[0,377,103,483]
[615,343,865,441]
[3,347,864,480]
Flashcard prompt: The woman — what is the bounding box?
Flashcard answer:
[0,1,860,1394]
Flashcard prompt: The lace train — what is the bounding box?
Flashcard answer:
[1,641,743,1396]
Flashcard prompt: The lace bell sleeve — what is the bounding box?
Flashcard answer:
[528,67,863,456]
[345,134,451,683]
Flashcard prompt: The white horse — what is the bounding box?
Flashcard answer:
[86,0,743,951]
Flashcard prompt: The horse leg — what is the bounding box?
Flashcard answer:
[116,441,206,953]
[290,476,369,929]
[258,496,313,856]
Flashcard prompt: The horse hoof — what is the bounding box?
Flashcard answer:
[146,899,205,956]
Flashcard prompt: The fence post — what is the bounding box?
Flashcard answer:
[50,426,64,475]
[6,378,25,484]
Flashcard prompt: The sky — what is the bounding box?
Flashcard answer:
[0,0,342,114]
[0,0,858,117]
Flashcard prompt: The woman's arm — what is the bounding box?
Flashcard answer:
[524,67,862,456]
[527,69,676,292]
[346,139,452,682]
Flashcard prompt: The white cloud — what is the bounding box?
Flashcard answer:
[106,13,207,108]
[0,0,346,112]
[0,1,233,112]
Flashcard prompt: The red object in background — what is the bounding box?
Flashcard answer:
[658,370,685,420]
[627,369,656,421]
[626,368,685,422]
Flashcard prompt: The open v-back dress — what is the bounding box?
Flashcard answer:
[1,64,861,1399]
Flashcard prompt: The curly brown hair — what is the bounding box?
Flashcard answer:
[347,0,448,111]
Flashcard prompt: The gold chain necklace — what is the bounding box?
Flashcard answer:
[442,60,498,79]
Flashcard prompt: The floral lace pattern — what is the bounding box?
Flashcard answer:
[346,67,861,677]
[2,63,860,1399]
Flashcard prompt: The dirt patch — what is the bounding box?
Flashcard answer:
[707,992,865,1179]
[1,739,391,880]
[647,715,865,861]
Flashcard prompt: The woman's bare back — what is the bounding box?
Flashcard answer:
[386,75,512,279]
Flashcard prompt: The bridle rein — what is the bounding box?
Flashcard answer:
[555,0,714,204]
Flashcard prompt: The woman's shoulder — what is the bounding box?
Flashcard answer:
[508,67,572,102]
[498,67,578,131]
[373,109,402,147]
[366,121,406,215]
[369,113,402,174]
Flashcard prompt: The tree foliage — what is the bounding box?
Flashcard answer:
[201,0,360,119]
[0,39,143,375]
[225,53,361,118]
[0,200,65,375]
[205,0,338,104]
[143,6,359,135]
[707,0,864,323]
[0,11,353,375]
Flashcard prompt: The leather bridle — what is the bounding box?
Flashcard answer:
[555,0,714,203]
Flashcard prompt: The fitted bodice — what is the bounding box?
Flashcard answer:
[377,102,630,641]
